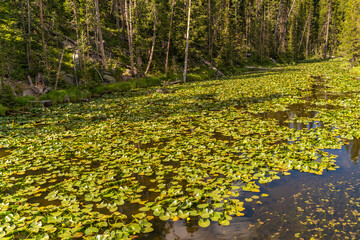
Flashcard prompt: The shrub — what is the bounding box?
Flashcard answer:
[15,96,36,108]
[0,104,7,116]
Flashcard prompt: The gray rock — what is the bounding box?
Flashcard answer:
[121,75,132,81]
[23,89,37,97]
[64,74,75,86]
[156,88,172,94]
[103,75,116,83]
[64,95,70,103]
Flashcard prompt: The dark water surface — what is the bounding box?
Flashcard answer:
[140,79,360,240]
[140,139,360,240]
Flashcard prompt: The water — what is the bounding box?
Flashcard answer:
[139,77,360,239]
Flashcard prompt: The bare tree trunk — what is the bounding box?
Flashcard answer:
[114,0,120,32]
[278,0,296,53]
[119,0,126,43]
[27,0,32,70]
[323,0,332,59]
[94,0,107,69]
[183,0,191,83]
[298,10,312,55]
[207,0,211,65]
[134,0,143,76]
[55,44,66,90]
[274,0,282,41]
[85,0,91,59]
[306,16,311,58]
[165,0,175,73]
[20,1,31,72]
[73,0,82,71]
[145,2,157,75]
[124,0,135,75]
[39,0,48,69]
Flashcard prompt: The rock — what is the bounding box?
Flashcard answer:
[64,74,75,86]
[121,69,134,81]
[22,89,37,97]
[156,88,172,94]
[103,74,116,83]
[64,95,70,103]
[123,69,132,76]
[121,75,132,81]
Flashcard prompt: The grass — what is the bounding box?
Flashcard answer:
[39,88,92,104]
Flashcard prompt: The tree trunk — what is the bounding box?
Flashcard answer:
[94,0,107,69]
[72,0,82,71]
[55,44,66,90]
[298,10,312,54]
[114,0,120,32]
[145,2,157,75]
[165,0,175,73]
[119,0,126,43]
[27,0,32,70]
[274,0,282,41]
[323,0,332,59]
[85,0,91,59]
[278,0,296,53]
[183,0,191,83]
[207,0,212,65]
[134,0,143,76]
[20,1,31,72]
[39,0,48,69]
[306,9,312,58]
[124,0,135,75]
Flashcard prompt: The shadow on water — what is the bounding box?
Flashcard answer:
[139,138,360,240]
[138,74,360,239]
[0,148,12,159]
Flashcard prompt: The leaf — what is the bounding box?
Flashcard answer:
[85,227,99,235]
[198,218,211,228]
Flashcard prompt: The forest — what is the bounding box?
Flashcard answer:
[0,0,359,112]
[1,0,360,240]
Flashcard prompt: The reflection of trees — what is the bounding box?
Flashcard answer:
[345,139,360,164]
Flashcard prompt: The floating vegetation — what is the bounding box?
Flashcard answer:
[0,59,360,239]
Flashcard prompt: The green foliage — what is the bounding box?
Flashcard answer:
[0,85,16,107]
[39,88,91,104]
[15,96,36,107]
[0,104,7,116]
[340,0,360,66]
[1,60,360,239]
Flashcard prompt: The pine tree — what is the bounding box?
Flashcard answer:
[340,0,360,66]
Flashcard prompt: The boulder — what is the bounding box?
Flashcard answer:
[64,95,70,103]
[103,74,116,83]
[121,69,134,81]
[22,89,37,97]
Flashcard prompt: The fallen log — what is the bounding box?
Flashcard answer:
[29,100,53,107]
[244,66,269,71]
[199,56,225,76]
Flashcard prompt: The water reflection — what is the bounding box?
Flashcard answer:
[141,139,360,239]
[345,138,360,163]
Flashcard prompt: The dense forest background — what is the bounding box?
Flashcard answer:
[0,0,359,107]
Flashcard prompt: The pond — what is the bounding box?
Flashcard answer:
[0,59,360,239]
